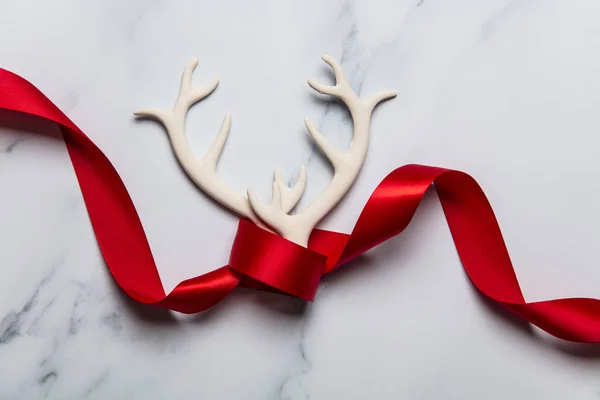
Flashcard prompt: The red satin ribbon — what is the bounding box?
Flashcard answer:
[2,67,600,343]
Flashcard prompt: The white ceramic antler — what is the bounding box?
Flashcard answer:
[134,59,306,226]
[247,55,397,246]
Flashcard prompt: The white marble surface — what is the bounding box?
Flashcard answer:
[2,0,600,398]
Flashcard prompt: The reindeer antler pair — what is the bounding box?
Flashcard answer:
[135,56,396,246]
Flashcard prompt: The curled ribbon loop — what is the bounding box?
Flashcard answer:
[2,68,600,343]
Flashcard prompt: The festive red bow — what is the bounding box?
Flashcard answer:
[2,67,600,343]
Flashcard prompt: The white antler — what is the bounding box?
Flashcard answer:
[134,59,306,224]
[247,55,397,246]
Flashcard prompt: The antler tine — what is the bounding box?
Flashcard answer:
[247,184,285,230]
[134,60,217,124]
[133,59,219,127]
[246,166,307,227]
[307,55,348,97]
[181,59,220,106]
[201,112,232,170]
[134,60,268,224]
[248,55,397,246]
[303,119,347,167]
[274,166,307,213]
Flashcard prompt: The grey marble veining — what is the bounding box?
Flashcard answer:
[2,0,600,398]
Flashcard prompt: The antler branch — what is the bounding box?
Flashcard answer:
[248,55,396,246]
[134,60,305,224]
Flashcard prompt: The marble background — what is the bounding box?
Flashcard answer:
[2,0,600,398]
